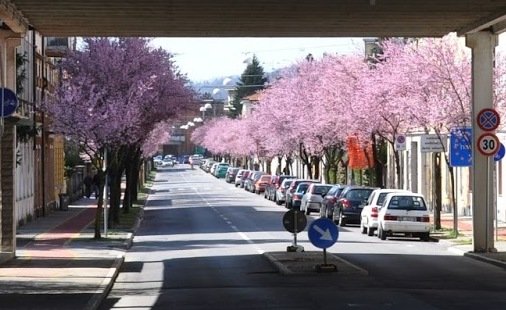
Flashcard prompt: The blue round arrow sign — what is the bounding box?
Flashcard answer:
[0,88,18,118]
[494,143,505,161]
[308,218,338,249]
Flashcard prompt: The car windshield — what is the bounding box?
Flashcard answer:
[313,185,332,195]
[387,196,427,210]
[346,189,373,201]
[296,183,310,193]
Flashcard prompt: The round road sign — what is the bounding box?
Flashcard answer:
[0,88,18,118]
[477,133,500,156]
[494,143,506,161]
[282,210,307,233]
[477,108,500,131]
[308,218,338,249]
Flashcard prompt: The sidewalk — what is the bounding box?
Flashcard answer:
[0,196,139,310]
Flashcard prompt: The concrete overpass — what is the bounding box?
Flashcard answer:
[1,0,505,37]
[0,0,506,255]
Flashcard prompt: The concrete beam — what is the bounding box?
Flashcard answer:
[458,11,506,35]
[0,0,28,34]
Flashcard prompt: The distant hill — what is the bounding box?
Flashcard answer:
[190,70,283,99]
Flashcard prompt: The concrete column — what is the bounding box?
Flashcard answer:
[466,31,498,252]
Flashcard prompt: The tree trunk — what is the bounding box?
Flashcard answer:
[311,156,321,180]
[371,133,386,188]
[94,170,105,239]
[108,170,122,227]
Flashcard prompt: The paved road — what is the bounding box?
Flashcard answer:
[101,165,506,310]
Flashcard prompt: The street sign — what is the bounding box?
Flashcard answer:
[495,143,506,161]
[477,108,500,131]
[450,127,472,167]
[394,135,406,151]
[477,133,500,156]
[282,210,307,233]
[0,88,18,118]
[421,134,446,153]
[308,218,338,249]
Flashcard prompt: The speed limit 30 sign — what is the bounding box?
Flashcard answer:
[477,133,500,156]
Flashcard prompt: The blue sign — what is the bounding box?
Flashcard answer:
[450,127,472,167]
[0,88,18,118]
[308,218,338,249]
[495,143,505,161]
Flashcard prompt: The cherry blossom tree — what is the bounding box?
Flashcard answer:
[45,37,194,238]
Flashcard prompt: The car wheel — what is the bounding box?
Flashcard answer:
[379,225,387,240]
[421,232,430,242]
[332,208,340,225]
[360,221,367,234]
[305,206,310,215]
[339,212,346,227]
[367,225,374,236]
[276,199,282,206]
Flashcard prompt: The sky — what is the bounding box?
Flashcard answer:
[150,38,365,83]
[151,35,506,84]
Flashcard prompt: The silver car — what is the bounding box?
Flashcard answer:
[301,184,334,215]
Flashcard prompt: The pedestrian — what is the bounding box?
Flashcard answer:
[83,175,92,198]
[92,173,100,199]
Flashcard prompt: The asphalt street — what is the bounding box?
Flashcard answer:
[100,165,506,310]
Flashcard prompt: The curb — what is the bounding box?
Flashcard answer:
[464,252,506,269]
[84,253,125,310]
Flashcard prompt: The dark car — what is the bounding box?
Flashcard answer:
[320,184,346,219]
[290,182,311,211]
[264,175,296,202]
[332,185,376,226]
[225,167,240,183]
[239,170,252,188]
[285,179,319,209]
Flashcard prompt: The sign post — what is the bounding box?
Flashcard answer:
[308,218,339,272]
[282,210,306,252]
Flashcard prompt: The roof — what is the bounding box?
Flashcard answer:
[7,1,506,37]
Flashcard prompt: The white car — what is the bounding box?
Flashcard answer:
[360,188,411,236]
[377,193,431,241]
[301,184,334,215]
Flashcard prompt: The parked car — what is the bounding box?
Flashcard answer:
[210,163,219,175]
[265,175,296,201]
[290,182,312,211]
[225,167,239,183]
[360,188,411,236]
[245,171,265,192]
[214,163,230,178]
[332,185,376,226]
[285,179,319,209]
[300,184,334,215]
[202,160,216,172]
[275,178,296,205]
[189,155,202,166]
[153,155,163,167]
[239,170,252,188]
[320,185,346,219]
[377,192,431,241]
[234,169,248,187]
[254,174,272,194]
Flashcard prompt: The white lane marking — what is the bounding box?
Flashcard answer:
[178,170,265,255]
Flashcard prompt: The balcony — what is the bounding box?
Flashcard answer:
[45,37,71,58]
